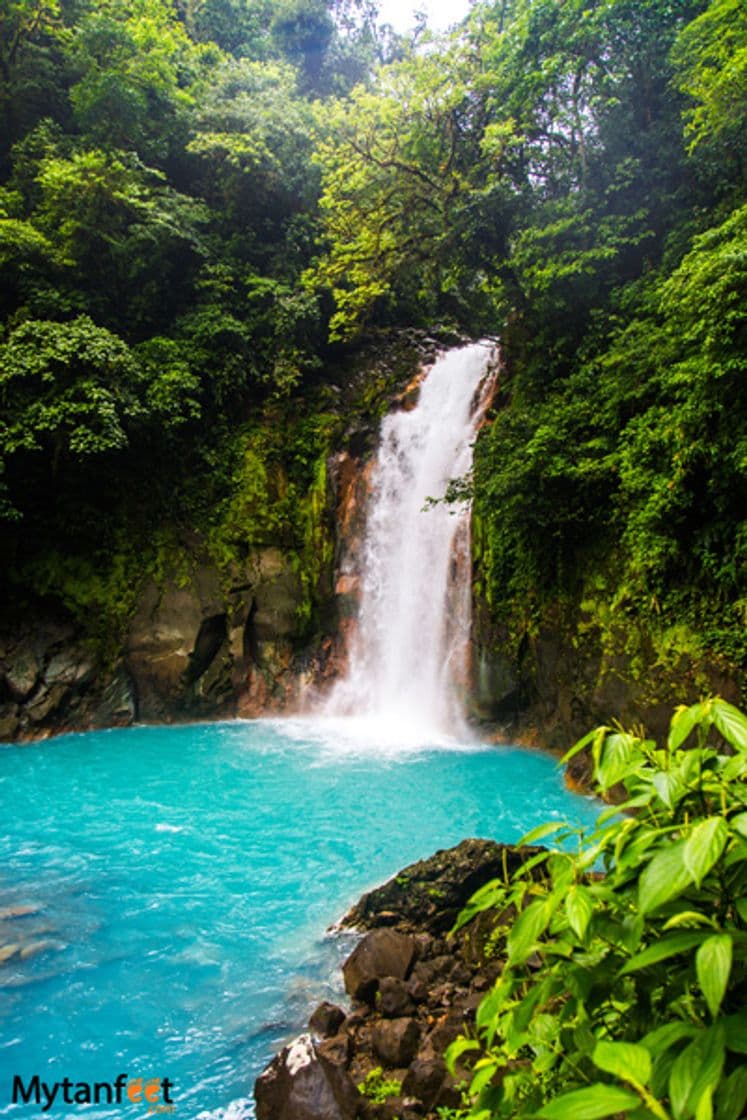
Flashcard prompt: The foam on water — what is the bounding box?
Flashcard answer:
[0,720,599,1118]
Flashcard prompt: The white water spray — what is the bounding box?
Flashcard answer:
[324,342,496,742]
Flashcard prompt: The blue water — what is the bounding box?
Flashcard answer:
[0,719,600,1118]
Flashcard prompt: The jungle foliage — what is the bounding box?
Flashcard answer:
[0,0,744,672]
[448,697,747,1120]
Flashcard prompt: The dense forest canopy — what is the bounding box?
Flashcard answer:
[0,0,745,675]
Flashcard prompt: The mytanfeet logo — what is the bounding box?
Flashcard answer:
[11,1073,175,1113]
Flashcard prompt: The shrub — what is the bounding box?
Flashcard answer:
[448,698,747,1120]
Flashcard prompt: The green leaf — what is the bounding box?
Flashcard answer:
[669,1025,725,1120]
[507,898,552,965]
[723,1011,747,1054]
[562,725,606,765]
[444,1036,480,1075]
[598,733,637,790]
[565,885,594,940]
[475,979,511,1034]
[695,1086,713,1120]
[518,820,568,847]
[715,1066,747,1120]
[469,1057,499,1096]
[711,699,747,752]
[668,702,710,751]
[537,1084,640,1120]
[638,841,693,914]
[663,910,716,930]
[683,818,728,887]
[640,1020,697,1055]
[731,812,747,839]
[593,1040,651,1088]
[620,931,706,974]
[451,877,506,933]
[696,934,732,1017]
[653,769,686,809]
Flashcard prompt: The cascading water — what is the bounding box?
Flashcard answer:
[324,341,496,740]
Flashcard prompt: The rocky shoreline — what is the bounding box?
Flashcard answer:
[254,838,538,1120]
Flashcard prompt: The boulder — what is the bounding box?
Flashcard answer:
[371,1018,420,1068]
[400,1058,446,1111]
[310,1002,347,1039]
[378,977,415,1019]
[317,1034,352,1068]
[254,1034,359,1120]
[343,930,416,1003]
[0,710,19,742]
[341,839,532,934]
[4,649,41,701]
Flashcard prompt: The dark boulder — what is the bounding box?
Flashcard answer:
[401,1058,446,1111]
[378,976,415,1019]
[310,1001,347,1039]
[341,838,537,934]
[342,929,415,1002]
[371,1018,421,1067]
[254,1033,359,1120]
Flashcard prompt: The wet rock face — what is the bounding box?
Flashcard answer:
[254,1033,360,1120]
[0,617,135,743]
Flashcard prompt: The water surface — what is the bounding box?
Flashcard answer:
[0,719,599,1118]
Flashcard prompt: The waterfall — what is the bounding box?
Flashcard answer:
[324,341,496,741]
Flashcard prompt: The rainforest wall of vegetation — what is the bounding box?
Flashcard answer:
[0,0,745,712]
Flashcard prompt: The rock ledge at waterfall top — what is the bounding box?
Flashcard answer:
[254,838,542,1120]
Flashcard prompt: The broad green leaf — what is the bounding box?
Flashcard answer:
[641,1020,698,1054]
[518,820,569,847]
[715,1066,747,1120]
[669,1025,725,1120]
[731,812,747,839]
[695,1086,713,1120]
[653,769,686,809]
[444,1036,479,1075]
[562,725,606,765]
[537,1084,640,1120]
[593,1040,651,1088]
[476,978,511,1033]
[565,885,594,940]
[638,841,692,914]
[696,934,732,1017]
[724,841,747,869]
[683,818,728,886]
[723,1011,747,1054]
[469,1057,499,1096]
[598,733,637,790]
[668,702,710,751]
[507,898,551,965]
[711,699,747,752]
[620,931,705,974]
[451,877,506,933]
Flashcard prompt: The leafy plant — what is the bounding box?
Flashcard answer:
[448,698,747,1120]
[357,1066,402,1104]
